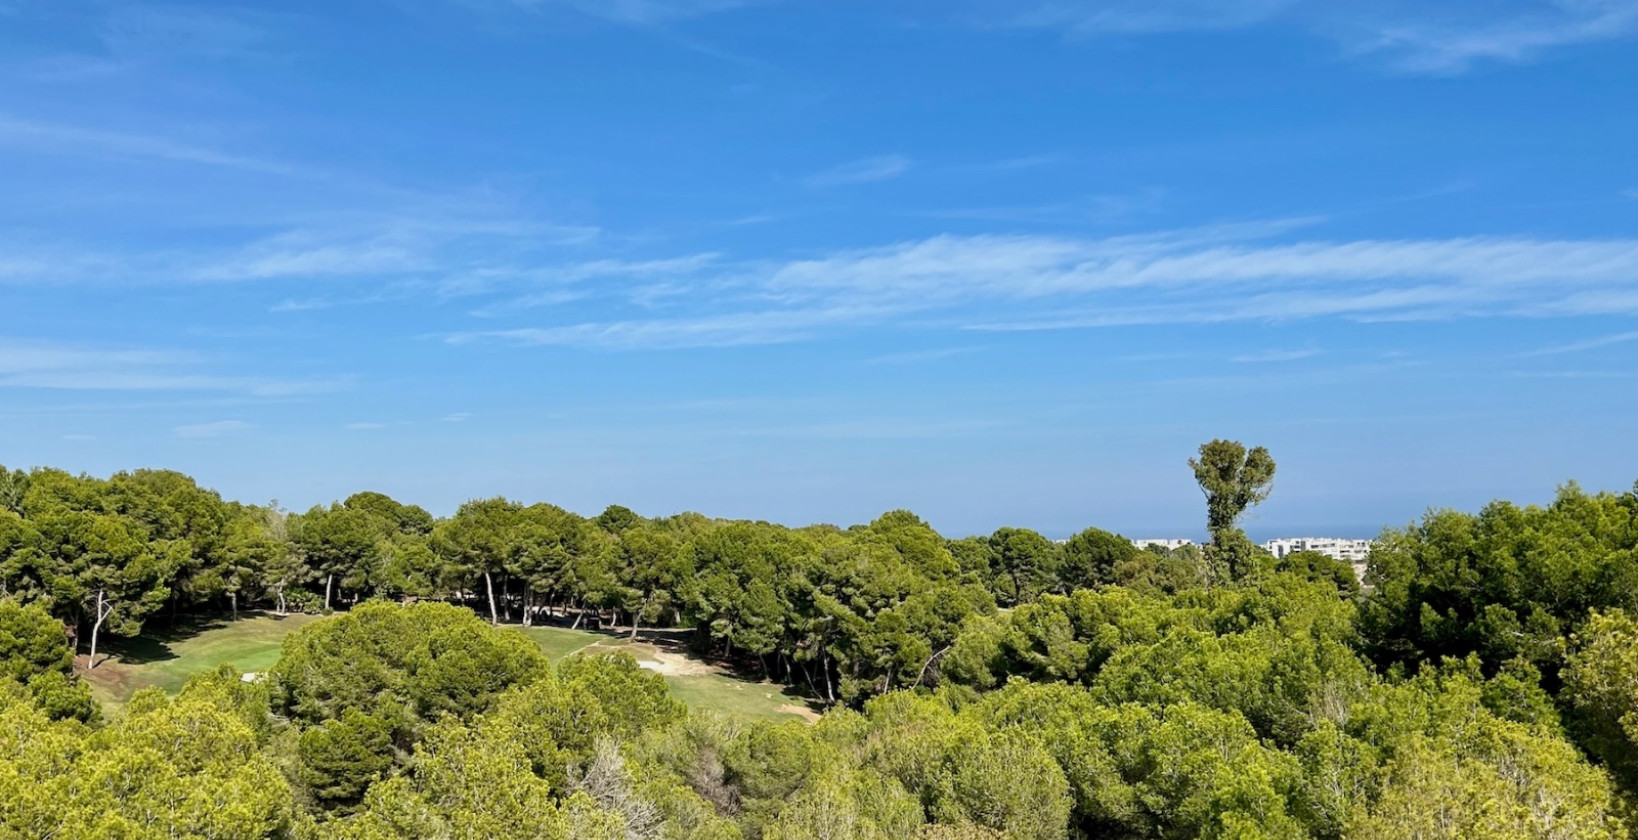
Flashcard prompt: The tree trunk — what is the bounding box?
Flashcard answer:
[87,589,109,669]
[523,585,534,627]
[916,646,950,687]
[276,587,287,616]
[230,591,238,620]
[484,571,499,625]
[632,594,654,640]
[324,574,334,611]
[571,600,585,630]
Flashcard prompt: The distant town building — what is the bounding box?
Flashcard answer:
[1262,537,1374,563]
[1130,538,1195,551]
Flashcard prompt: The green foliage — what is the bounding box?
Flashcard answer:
[1276,550,1360,598]
[269,600,549,729]
[331,716,575,840]
[765,765,924,840]
[1361,483,1638,675]
[976,683,1305,839]
[24,670,98,722]
[1058,526,1140,591]
[296,504,387,605]
[595,504,643,535]
[3,459,1638,840]
[1190,440,1278,535]
[1565,609,1638,791]
[0,598,73,680]
[558,651,686,740]
[851,692,1071,840]
[988,527,1060,606]
[1347,732,1625,840]
[344,491,434,536]
[1190,440,1277,585]
[0,678,294,839]
[299,709,396,809]
[931,728,1070,840]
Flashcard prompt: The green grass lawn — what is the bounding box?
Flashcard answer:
[521,626,816,721]
[518,624,608,660]
[80,612,320,711]
[666,673,817,722]
[81,613,817,722]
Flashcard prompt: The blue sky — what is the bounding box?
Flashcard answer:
[1,0,1636,539]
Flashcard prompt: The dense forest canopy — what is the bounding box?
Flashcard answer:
[2,442,1638,838]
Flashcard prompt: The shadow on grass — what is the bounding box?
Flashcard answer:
[96,633,182,666]
[95,610,302,665]
[474,613,829,716]
[610,624,825,713]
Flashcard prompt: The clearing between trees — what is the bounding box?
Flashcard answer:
[78,612,816,722]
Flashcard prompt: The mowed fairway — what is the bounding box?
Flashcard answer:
[525,627,821,723]
[520,626,818,722]
[82,613,816,722]
[79,612,321,710]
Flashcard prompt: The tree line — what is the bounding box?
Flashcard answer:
[0,442,1285,703]
[4,442,1638,838]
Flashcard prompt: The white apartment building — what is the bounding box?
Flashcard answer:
[1262,537,1374,563]
[1130,538,1196,551]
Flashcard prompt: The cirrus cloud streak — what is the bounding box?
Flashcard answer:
[447,228,1638,349]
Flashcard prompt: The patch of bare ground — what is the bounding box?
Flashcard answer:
[633,646,721,677]
[778,703,822,723]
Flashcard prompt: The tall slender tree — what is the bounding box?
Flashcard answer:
[1188,439,1276,585]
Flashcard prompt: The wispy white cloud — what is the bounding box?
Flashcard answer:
[993,0,1638,73]
[1349,1,1638,74]
[442,412,472,422]
[446,226,1638,349]
[1232,348,1322,363]
[98,4,279,62]
[449,306,887,349]
[736,418,1011,440]
[1508,369,1637,379]
[458,0,761,24]
[1523,330,1638,356]
[806,155,913,187]
[0,114,304,175]
[173,419,253,438]
[866,347,981,365]
[0,207,601,289]
[270,283,427,313]
[919,189,1166,225]
[1012,0,1295,34]
[970,155,1062,172]
[0,110,602,299]
[0,340,189,374]
[197,231,426,282]
[0,338,344,395]
[8,4,283,81]
[461,254,718,315]
[589,0,761,23]
[194,212,599,285]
